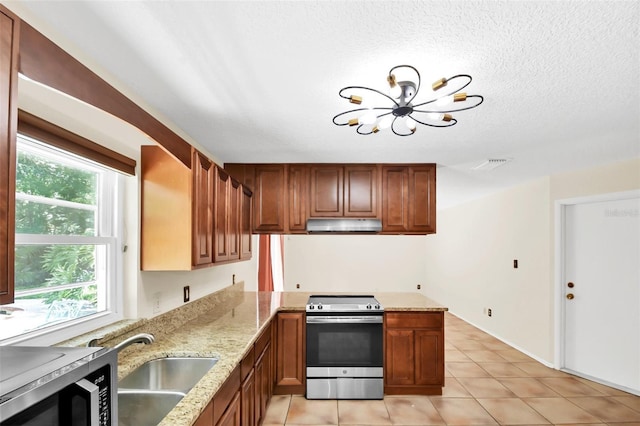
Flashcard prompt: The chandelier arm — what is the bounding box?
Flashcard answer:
[356,125,374,135]
[388,65,421,104]
[332,107,395,126]
[332,108,369,126]
[438,74,473,97]
[410,114,458,128]
[412,95,484,113]
[338,86,399,107]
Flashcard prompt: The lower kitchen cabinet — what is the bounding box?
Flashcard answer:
[240,347,256,426]
[214,367,241,426]
[384,311,444,395]
[216,392,241,426]
[194,366,240,426]
[194,400,214,426]
[254,323,272,425]
[274,312,305,394]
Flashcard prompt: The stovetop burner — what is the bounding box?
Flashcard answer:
[306,295,383,313]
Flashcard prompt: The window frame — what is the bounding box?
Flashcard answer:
[1,112,132,346]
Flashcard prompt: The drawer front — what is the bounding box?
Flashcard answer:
[255,321,272,355]
[385,312,443,329]
[240,347,255,381]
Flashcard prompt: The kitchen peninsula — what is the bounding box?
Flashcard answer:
[68,285,447,426]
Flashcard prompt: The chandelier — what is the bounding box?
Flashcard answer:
[332,65,483,136]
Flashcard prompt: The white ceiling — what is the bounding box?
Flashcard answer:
[5,0,640,209]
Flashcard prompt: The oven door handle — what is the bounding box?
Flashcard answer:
[306,316,383,324]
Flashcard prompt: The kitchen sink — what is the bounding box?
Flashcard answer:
[118,357,218,425]
[118,390,185,426]
[118,356,218,393]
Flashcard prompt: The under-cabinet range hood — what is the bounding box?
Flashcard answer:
[306,218,382,233]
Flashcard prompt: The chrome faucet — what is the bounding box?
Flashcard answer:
[113,333,155,352]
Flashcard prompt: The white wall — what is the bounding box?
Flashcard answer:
[284,234,427,293]
[424,158,640,365]
[425,177,552,361]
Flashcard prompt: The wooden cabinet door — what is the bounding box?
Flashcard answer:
[192,150,214,266]
[0,6,18,305]
[384,311,444,395]
[274,312,305,394]
[240,186,252,260]
[382,166,409,233]
[253,165,286,232]
[216,391,241,426]
[214,367,240,426]
[344,165,379,217]
[240,368,255,426]
[194,400,214,426]
[255,342,272,425]
[228,178,241,260]
[408,165,436,233]
[214,167,230,262]
[384,329,415,385]
[415,329,444,385]
[287,164,308,232]
[309,165,343,217]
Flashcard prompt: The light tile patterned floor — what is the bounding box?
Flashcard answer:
[263,312,640,425]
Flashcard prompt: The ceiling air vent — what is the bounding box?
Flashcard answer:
[472,158,511,171]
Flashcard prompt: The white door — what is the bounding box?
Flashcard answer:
[563,196,640,392]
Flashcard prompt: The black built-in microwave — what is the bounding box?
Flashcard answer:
[0,346,118,426]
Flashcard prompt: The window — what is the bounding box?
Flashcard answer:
[0,134,123,344]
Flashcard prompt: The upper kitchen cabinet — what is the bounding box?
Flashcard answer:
[382,165,436,234]
[225,163,309,234]
[141,146,251,271]
[240,185,253,260]
[225,164,287,233]
[309,165,379,218]
[193,150,215,266]
[226,163,435,235]
[0,5,18,305]
[253,165,286,233]
[287,165,309,233]
[214,168,243,263]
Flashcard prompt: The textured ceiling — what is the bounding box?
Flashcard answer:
[4,0,639,208]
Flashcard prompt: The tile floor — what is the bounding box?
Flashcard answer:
[263,312,640,425]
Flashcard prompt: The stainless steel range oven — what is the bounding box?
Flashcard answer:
[305,295,384,399]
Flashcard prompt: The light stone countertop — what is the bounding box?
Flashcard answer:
[109,289,446,426]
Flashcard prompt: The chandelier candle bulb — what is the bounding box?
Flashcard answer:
[378,115,393,129]
[360,111,378,125]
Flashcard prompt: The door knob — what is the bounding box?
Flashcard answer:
[566,293,575,300]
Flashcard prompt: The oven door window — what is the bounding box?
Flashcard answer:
[306,321,383,367]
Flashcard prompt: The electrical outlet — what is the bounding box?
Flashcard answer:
[232,274,236,284]
[152,292,161,314]
[514,259,518,268]
[488,308,492,317]
[417,284,421,290]
[183,286,190,303]
[296,283,300,289]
